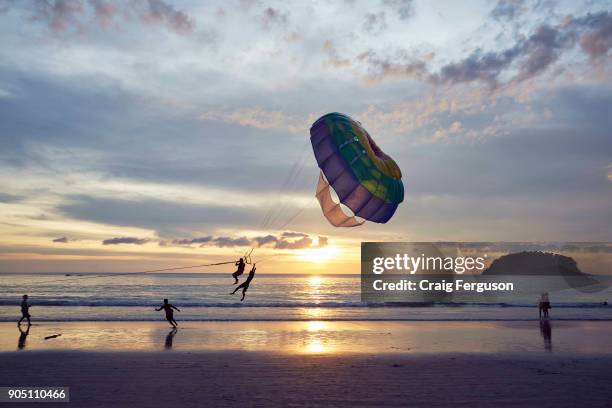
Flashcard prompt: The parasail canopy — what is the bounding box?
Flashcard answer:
[310,112,404,227]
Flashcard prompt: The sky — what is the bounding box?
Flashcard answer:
[0,0,611,274]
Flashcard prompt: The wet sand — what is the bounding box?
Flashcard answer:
[2,321,612,407]
[1,320,612,353]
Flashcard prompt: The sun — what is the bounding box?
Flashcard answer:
[298,245,339,263]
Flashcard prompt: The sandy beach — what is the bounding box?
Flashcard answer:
[3,350,612,407]
[2,321,612,407]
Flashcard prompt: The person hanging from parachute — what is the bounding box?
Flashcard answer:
[231,249,254,284]
[232,257,246,284]
[230,263,256,301]
[309,112,404,227]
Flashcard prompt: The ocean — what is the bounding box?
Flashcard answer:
[1,273,611,322]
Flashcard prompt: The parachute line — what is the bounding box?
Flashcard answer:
[23,261,238,286]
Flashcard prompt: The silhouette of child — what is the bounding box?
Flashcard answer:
[155,299,180,327]
[232,258,246,284]
[18,295,31,326]
[231,264,256,301]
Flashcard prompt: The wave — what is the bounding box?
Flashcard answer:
[0,300,609,308]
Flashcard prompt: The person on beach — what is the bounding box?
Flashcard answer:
[18,294,31,326]
[231,264,256,301]
[155,299,181,328]
[539,292,551,318]
[232,257,246,284]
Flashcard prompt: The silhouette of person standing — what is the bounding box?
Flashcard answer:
[18,325,30,350]
[539,293,551,318]
[18,295,31,326]
[231,264,256,301]
[155,299,180,328]
[232,258,246,284]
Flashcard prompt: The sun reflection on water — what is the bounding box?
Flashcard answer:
[305,338,326,353]
[308,275,323,286]
[306,320,326,331]
[304,307,326,319]
[302,321,329,353]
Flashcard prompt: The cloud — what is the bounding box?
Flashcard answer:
[89,0,116,27]
[490,0,526,21]
[431,47,520,86]
[579,11,612,58]
[52,236,70,243]
[0,192,21,203]
[359,11,612,88]
[322,40,351,68]
[512,24,575,83]
[260,7,288,30]
[317,236,328,247]
[272,232,328,250]
[3,0,195,35]
[28,0,85,34]
[162,232,329,250]
[426,22,577,87]
[0,1,11,14]
[134,0,194,34]
[358,49,427,82]
[274,235,311,249]
[281,231,308,238]
[430,121,464,142]
[252,234,277,246]
[363,12,386,35]
[163,235,246,248]
[102,236,151,245]
[382,0,414,20]
[199,107,314,133]
[170,236,213,245]
[211,236,252,247]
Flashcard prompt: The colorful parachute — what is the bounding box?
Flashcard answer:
[310,112,404,227]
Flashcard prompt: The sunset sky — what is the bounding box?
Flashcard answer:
[0,0,611,274]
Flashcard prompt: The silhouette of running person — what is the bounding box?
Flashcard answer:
[232,257,246,284]
[231,264,256,301]
[18,325,30,350]
[155,299,180,328]
[165,327,177,349]
[18,295,31,326]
